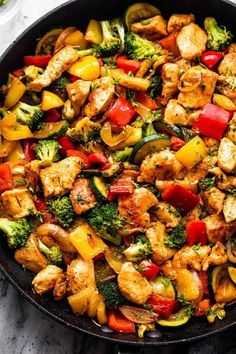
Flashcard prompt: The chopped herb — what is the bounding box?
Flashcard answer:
[199,176,216,191]
[164,222,186,249]
[14,178,26,187]
[193,243,201,256]
[135,264,147,272]
[162,278,173,288]
[140,19,151,25]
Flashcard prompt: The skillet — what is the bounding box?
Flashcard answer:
[0,0,236,346]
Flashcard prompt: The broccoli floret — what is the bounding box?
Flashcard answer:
[38,239,63,265]
[49,75,71,101]
[164,222,186,249]
[0,218,32,249]
[124,32,156,60]
[66,117,101,143]
[199,176,216,191]
[87,202,124,245]
[143,123,157,137]
[34,139,61,166]
[47,196,74,228]
[124,234,152,262]
[111,17,125,46]
[112,147,132,162]
[97,281,126,308]
[24,65,44,81]
[13,101,44,130]
[204,17,233,51]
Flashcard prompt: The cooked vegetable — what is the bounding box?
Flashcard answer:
[38,239,63,265]
[24,55,52,68]
[13,102,44,130]
[41,91,64,111]
[112,147,133,162]
[108,97,136,127]
[67,56,100,81]
[226,239,236,264]
[0,218,32,249]
[49,75,70,101]
[4,77,26,109]
[47,196,74,228]
[175,136,207,169]
[110,69,150,91]
[124,2,160,30]
[66,117,100,143]
[147,294,177,317]
[34,139,61,165]
[0,112,33,140]
[100,122,134,147]
[162,184,200,213]
[107,310,135,333]
[201,50,224,69]
[150,276,175,300]
[124,32,156,60]
[0,163,14,193]
[164,222,186,249]
[186,221,207,246]
[138,260,160,281]
[228,267,236,285]
[175,269,200,302]
[204,17,233,51]
[119,305,157,323]
[90,176,108,201]
[97,282,126,308]
[124,234,152,262]
[213,94,236,111]
[33,121,69,139]
[157,309,190,327]
[85,19,103,44]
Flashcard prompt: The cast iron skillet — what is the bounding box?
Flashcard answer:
[0,0,236,346]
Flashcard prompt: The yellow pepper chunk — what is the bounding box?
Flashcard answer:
[69,222,107,261]
[41,91,64,111]
[110,127,142,151]
[0,112,33,141]
[4,77,26,109]
[175,136,207,169]
[5,141,25,162]
[85,19,103,44]
[68,56,100,81]
[213,94,236,111]
[110,69,150,92]
[65,30,87,49]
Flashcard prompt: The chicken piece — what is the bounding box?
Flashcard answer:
[218,52,236,76]
[228,43,236,53]
[118,262,152,305]
[138,150,184,184]
[177,23,207,60]
[32,265,66,300]
[175,58,192,73]
[160,64,180,106]
[62,99,75,121]
[173,245,211,271]
[1,188,37,219]
[83,77,115,118]
[203,214,236,243]
[218,137,236,174]
[151,202,180,229]
[211,167,236,192]
[66,80,91,116]
[201,187,225,215]
[226,114,236,144]
[66,258,96,295]
[70,178,97,215]
[146,222,176,264]
[167,13,195,34]
[178,66,218,109]
[223,195,236,223]
[155,179,198,193]
[202,242,227,271]
[24,160,43,191]
[40,157,81,198]
[217,76,236,101]
[185,155,218,182]
[118,187,158,230]
[131,15,167,40]
[186,206,201,222]
[164,99,188,125]
[14,234,47,273]
[160,260,176,280]
[29,46,78,92]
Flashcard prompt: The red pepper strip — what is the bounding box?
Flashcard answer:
[107,177,135,201]
[108,310,135,333]
[98,58,104,66]
[200,50,224,69]
[138,260,160,281]
[44,108,61,123]
[162,183,200,212]
[35,199,55,224]
[108,96,136,127]
[198,271,210,297]
[170,136,186,151]
[93,253,104,261]
[193,103,232,140]
[23,55,52,68]
[116,55,140,73]
[57,135,75,152]
[0,163,14,193]
[136,92,158,110]
[186,221,207,246]
[88,152,110,170]
[12,68,25,78]
[148,294,177,318]
[69,74,79,83]
[23,139,36,161]
[66,150,90,169]
[194,299,210,317]
[159,32,180,56]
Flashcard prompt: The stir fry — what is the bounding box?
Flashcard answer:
[0,2,236,337]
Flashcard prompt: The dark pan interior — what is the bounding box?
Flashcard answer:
[0,0,236,346]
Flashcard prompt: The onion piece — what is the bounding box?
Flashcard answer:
[135,102,159,123]
[192,270,203,304]
[54,27,77,53]
[100,122,133,147]
[178,71,202,92]
[119,305,158,324]
[35,29,63,55]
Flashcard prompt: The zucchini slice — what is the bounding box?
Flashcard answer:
[90,176,108,201]
[212,264,228,293]
[150,276,175,300]
[157,309,190,327]
[226,239,236,263]
[124,2,160,30]
[228,267,236,285]
[154,121,184,140]
[130,134,171,164]
[33,121,69,139]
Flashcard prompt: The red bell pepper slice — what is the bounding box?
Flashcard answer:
[148,294,177,318]
[57,135,75,152]
[193,103,232,140]
[98,58,104,66]
[35,198,55,224]
[23,55,52,68]
[162,183,200,212]
[136,92,158,110]
[186,221,207,246]
[44,108,61,123]
[170,136,186,151]
[66,150,90,169]
[88,152,110,170]
[108,310,135,333]
[12,68,25,78]
[198,270,210,297]
[194,299,210,317]
[116,56,140,73]
[138,260,160,281]
[108,97,136,127]
[69,74,79,83]
[23,139,36,161]
[0,163,14,193]
[107,177,134,201]
[159,32,180,56]
[200,50,224,69]
[93,253,104,261]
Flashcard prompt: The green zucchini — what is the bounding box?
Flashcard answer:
[90,176,108,201]
[33,121,69,139]
[212,264,229,293]
[226,239,236,263]
[154,121,184,140]
[228,267,236,285]
[150,276,175,300]
[157,309,190,327]
[124,2,160,30]
[83,163,124,178]
[130,134,171,164]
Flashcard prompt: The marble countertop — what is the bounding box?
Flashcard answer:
[0,1,236,353]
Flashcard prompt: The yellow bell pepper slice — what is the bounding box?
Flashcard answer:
[175,136,207,169]
[41,91,64,111]
[104,247,126,273]
[0,136,16,158]
[69,222,107,261]
[213,94,236,111]
[5,141,25,162]
[110,69,150,92]
[85,19,103,44]
[0,112,33,141]
[110,127,142,151]
[68,56,100,81]
[4,78,26,109]
[65,30,87,49]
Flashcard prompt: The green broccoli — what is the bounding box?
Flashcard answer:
[0,0,8,6]
[199,176,216,191]
[124,32,156,60]
[164,222,186,249]
[38,239,63,265]
[34,139,61,166]
[124,234,152,262]
[13,101,44,130]
[111,17,125,46]
[24,65,44,81]
[112,147,132,162]
[97,282,126,308]
[66,117,101,143]
[87,202,124,245]
[204,17,233,51]
[47,196,74,228]
[143,123,157,137]
[0,218,32,249]
[49,75,71,101]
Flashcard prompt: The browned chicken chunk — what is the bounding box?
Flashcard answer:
[177,23,207,60]
[160,63,180,105]
[70,178,97,215]
[218,137,236,173]
[151,202,180,229]
[131,15,167,40]
[1,188,37,219]
[167,14,195,33]
[223,195,236,223]
[66,79,91,116]
[201,187,225,215]
[218,52,236,76]
[203,214,236,243]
